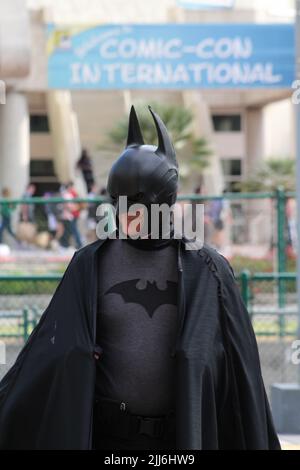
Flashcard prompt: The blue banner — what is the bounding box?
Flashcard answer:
[47,23,295,89]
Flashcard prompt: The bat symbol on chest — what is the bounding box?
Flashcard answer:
[104,279,177,318]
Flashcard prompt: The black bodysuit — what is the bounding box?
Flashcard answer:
[95,238,178,417]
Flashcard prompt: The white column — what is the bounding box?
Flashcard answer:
[183,90,224,194]
[0,0,30,78]
[245,106,272,246]
[245,107,264,176]
[0,91,30,197]
[46,90,85,194]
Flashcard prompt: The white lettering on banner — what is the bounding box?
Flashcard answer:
[153,63,174,84]
[98,36,253,61]
[173,64,190,83]
[163,39,182,59]
[195,37,252,59]
[82,64,101,83]
[75,27,128,58]
[100,39,118,59]
[234,37,253,59]
[100,38,182,60]
[136,64,153,83]
[103,63,121,83]
[199,62,281,84]
[195,38,214,58]
[121,64,136,84]
[71,63,82,84]
[136,40,159,59]
[71,63,101,85]
[119,39,136,59]
[69,62,282,86]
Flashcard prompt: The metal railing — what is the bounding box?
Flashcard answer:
[0,275,61,342]
[0,188,296,268]
[0,188,297,322]
[0,271,297,342]
[0,272,298,393]
[239,271,297,337]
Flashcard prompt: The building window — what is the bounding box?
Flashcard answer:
[212,114,241,132]
[221,158,245,243]
[30,160,55,178]
[30,115,50,133]
[222,158,242,177]
[30,160,59,196]
[221,158,242,192]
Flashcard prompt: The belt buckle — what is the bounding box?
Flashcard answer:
[137,416,163,439]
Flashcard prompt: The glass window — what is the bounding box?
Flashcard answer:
[30,115,50,133]
[212,114,241,132]
[29,160,59,196]
[30,160,56,177]
[221,159,242,177]
[221,158,242,192]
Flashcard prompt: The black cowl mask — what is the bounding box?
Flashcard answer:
[107,106,178,209]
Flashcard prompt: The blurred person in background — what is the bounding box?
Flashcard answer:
[192,184,213,243]
[0,188,19,245]
[77,148,95,193]
[43,191,61,249]
[59,182,83,249]
[211,189,232,255]
[19,183,36,223]
[208,189,232,253]
[86,183,100,242]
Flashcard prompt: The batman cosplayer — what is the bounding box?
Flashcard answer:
[0,106,280,450]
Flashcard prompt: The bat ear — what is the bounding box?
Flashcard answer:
[148,106,177,167]
[126,105,145,147]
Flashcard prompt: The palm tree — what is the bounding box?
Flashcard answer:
[237,158,295,192]
[190,137,213,172]
[103,102,212,184]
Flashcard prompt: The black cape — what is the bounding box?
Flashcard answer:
[0,238,280,450]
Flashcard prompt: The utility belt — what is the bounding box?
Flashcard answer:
[93,397,176,441]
